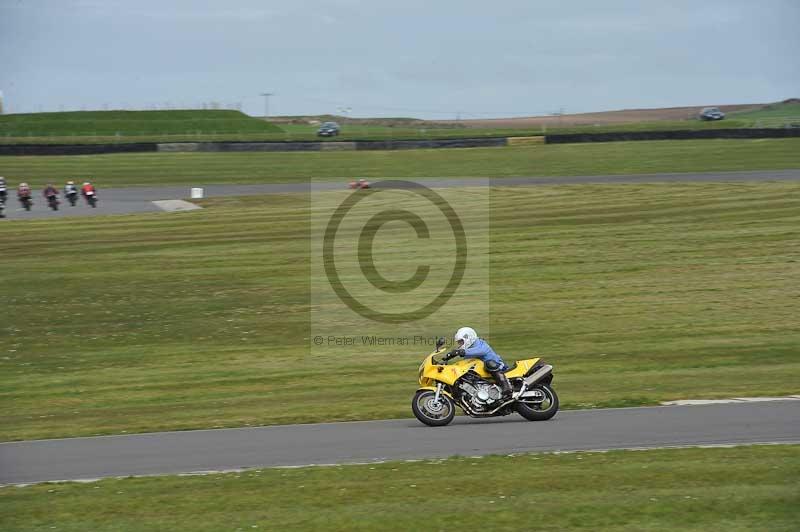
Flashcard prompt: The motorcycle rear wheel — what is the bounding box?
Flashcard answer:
[516,384,559,421]
[412,390,455,427]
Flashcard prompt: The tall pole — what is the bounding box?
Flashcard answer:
[260,92,274,119]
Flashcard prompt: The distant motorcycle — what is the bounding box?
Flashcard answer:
[46,195,60,211]
[66,191,78,206]
[0,200,5,219]
[348,178,370,190]
[84,190,98,208]
[19,196,32,211]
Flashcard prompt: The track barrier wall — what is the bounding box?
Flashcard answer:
[1,128,798,155]
[545,128,800,144]
[507,136,545,146]
[0,143,158,156]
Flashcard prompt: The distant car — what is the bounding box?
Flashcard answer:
[317,121,340,137]
[699,107,725,121]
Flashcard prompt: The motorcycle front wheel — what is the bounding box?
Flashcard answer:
[516,383,559,421]
[412,390,455,427]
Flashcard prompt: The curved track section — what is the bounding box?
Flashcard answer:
[3,169,799,220]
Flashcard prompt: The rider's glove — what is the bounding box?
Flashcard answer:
[443,348,465,362]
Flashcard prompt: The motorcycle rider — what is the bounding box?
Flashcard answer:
[43,183,59,202]
[18,182,32,203]
[81,181,98,207]
[82,181,96,196]
[64,180,79,203]
[0,177,6,218]
[443,326,513,400]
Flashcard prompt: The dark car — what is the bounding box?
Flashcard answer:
[699,107,725,121]
[317,121,341,137]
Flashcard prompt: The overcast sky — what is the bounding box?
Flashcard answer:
[1,0,798,119]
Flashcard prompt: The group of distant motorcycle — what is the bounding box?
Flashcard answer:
[0,177,98,218]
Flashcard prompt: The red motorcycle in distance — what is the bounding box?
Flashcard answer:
[348,178,370,190]
[82,184,98,208]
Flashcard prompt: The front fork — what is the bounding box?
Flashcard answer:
[434,382,443,403]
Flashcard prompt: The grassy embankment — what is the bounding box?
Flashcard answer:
[0,110,281,143]
[2,445,798,531]
[728,102,800,126]
[7,106,800,144]
[1,137,800,188]
[1,181,798,441]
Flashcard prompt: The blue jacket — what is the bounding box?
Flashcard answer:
[464,338,508,371]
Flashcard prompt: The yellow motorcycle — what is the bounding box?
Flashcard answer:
[413,338,558,426]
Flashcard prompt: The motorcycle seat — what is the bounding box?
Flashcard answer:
[505,358,542,379]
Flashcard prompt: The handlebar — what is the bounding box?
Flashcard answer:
[438,348,465,364]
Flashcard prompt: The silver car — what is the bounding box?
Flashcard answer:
[699,107,725,121]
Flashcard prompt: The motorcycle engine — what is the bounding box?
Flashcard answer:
[459,378,502,410]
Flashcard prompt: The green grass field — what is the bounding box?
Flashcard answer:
[3,107,797,532]
[2,445,798,531]
[729,102,800,121]
[0,110,282,140]
[0,108,776,144]
[1,182,798,441]
[272,118,752,140]
[2,103,797,145]
[1,138,799,188]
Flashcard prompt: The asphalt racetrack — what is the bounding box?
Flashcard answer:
[2,401,799,485]
[3,169,800,220]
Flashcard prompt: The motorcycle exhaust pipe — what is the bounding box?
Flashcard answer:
[523,364,553,387]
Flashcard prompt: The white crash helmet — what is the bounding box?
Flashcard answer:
[454,326,478,349]
[67,180,74,185]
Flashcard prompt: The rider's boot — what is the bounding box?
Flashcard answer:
[491,371,513,401]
